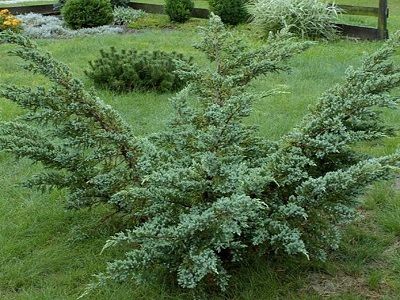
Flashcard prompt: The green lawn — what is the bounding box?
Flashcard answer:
[1,1,400,299]
[0,0,54,7]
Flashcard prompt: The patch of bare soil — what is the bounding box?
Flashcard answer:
[305,273,388,299]
[394,177,400,191]
[383,240,400,257]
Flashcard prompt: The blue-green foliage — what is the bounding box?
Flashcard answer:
[0,15,399,292]
[0,33,138,211]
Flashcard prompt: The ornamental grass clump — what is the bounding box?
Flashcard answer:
[85,47,193,93]
[0,15,400,293]
[247,0,340,39]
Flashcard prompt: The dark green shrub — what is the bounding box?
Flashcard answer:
[209,0,248,25]
[62,0,114,29]
[85,47,192,93]
[165,0,194,23]
[55,0,129,10]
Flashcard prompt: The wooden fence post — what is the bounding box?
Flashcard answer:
[378,0,389,39]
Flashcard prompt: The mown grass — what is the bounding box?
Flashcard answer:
[0,0,54,8]
[1,1,400,299]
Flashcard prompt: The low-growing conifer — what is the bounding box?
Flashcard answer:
[0,15,399,293]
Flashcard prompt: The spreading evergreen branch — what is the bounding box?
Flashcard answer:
[0,31,140,209]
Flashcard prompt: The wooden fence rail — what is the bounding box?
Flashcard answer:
[335,4,380,17]
[6,4,55,15]
[332,0,389,39]
[3,0,389,40]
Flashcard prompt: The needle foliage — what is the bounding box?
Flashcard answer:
[0,15,399,293]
